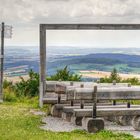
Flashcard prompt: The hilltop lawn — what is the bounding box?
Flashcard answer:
[0,99,139,140]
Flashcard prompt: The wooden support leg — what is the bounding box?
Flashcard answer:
[115,116,133,126]
[71,116,83,126]
[82,117,104,133]
[51,105,62,117]
[62,112,73,122]
[132,116,140,131]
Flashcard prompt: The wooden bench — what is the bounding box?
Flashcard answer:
[65,86,140,132]
[44,81,130,104]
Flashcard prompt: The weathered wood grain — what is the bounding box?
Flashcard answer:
[74,108,140,117]
[63,105,140,113]
[41,24,140,30]
[46,81,129,93]
[67,87,140,100]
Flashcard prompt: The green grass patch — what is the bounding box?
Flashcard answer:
[0,100,139,140]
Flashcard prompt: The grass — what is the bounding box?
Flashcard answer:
[0,98,139,140]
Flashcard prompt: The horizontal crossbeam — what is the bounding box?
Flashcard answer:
[41,24,140,30]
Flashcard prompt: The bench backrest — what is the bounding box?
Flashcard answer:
[46,81,129,93]
[66,87,140,100]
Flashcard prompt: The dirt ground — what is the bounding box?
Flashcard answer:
[4,75,29,83]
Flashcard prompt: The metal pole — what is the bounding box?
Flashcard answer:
[0,22,4,102]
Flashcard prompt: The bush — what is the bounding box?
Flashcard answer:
[3,90,17,102]
[3,79,14,89]
[3,67,81,99]
[15,69,39,97]
[100,68,140,85]
[100,68,121,83]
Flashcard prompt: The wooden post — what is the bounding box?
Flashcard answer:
[113,80,116,106]
[70,81,74,106]
[113,100,116,105]
[0,22,4,102]
[127,102,131,108]
[39,24,46,107]
[80,84,84,109]
[93,86,97,118]
[57,95,61,104]
[70,100,74,106]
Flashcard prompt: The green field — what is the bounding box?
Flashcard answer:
[67,63,140,74]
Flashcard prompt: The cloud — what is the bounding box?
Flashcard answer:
[1,0,140,46]
[1,0,140,24]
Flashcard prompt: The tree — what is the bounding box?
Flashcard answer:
[109,68,121,82]
[47,66,81,81]
[100,68,121,83]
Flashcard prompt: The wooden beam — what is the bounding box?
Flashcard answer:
[54,82,129,94]
[74,108,140,117]
[67,87,140,100]
[63,105,140,113]
[39,23,140,107]
[39,24,46,107]
[41,24,140,30]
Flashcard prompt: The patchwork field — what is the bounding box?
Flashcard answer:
[80,70,140,80]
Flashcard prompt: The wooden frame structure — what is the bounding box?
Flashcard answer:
[39,23,140,107]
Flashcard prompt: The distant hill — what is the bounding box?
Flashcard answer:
[48,53,140,66]
[47,53,140,75]
[5,47,140,76]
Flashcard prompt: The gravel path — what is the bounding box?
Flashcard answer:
[105,121,140,139]
[41,116,140,138]
[40,116,83,132]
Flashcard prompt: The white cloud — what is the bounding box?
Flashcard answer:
[1,0,140,46]
[1,0,140,24]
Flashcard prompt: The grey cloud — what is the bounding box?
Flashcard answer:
[1,0,140,24]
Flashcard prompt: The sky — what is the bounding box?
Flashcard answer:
[1,0,140,47]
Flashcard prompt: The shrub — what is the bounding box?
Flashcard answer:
[3,79,14,89]
[100,68,140,85]
[4,67,81,98]
[15,69,39,97]
[3,90,17,102]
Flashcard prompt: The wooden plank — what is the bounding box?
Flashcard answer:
[74,108,140,117]
[41,24,140,30]
[63,105,140,113]
[46,81,57,92]
[54,82,130,94]
[39,25,46,107]
[67,87,140,100]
